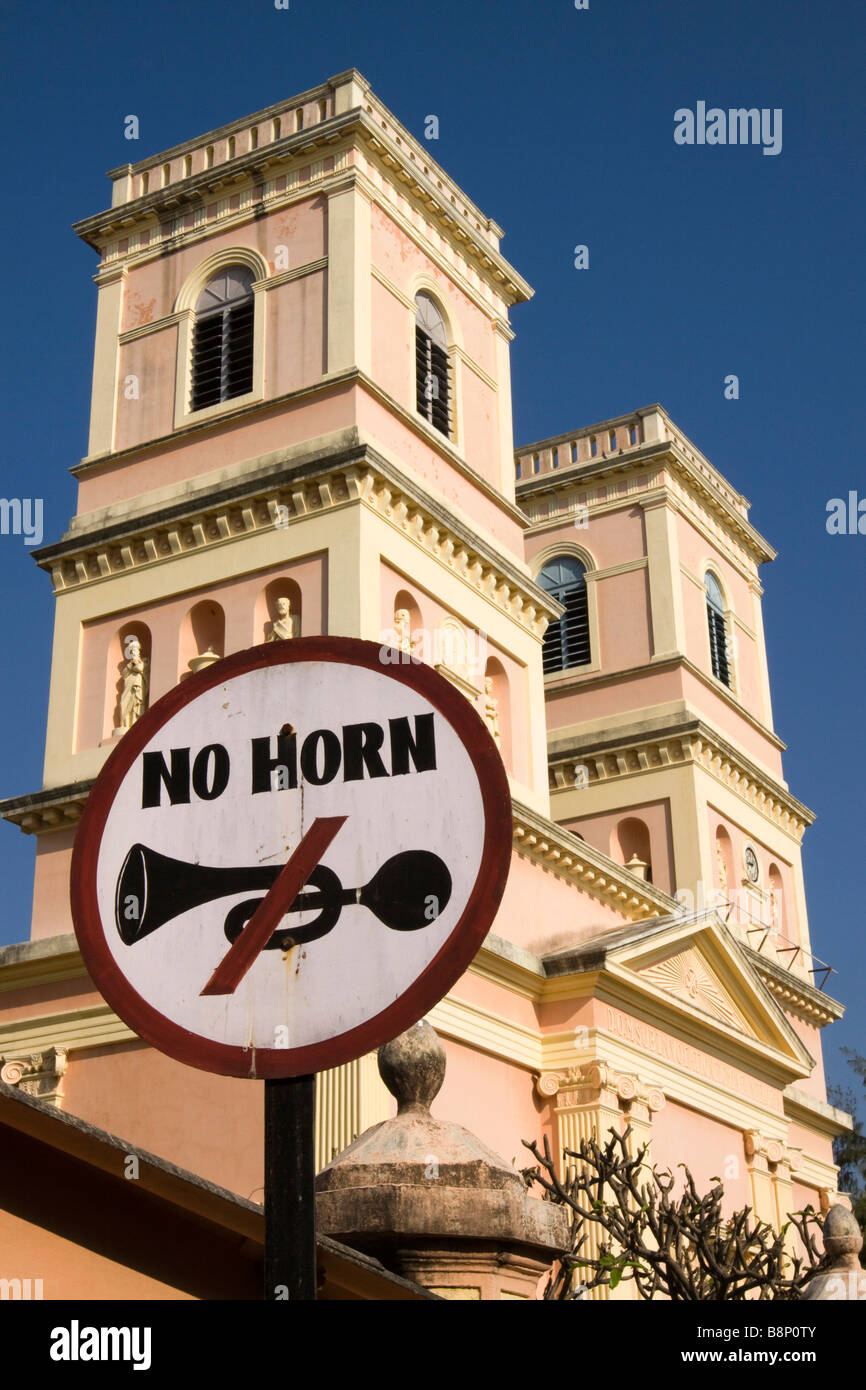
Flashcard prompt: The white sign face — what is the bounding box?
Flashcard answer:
[71,639,512,1077]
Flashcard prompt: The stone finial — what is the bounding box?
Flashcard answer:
[801,1204,866,1300]
[823,1205,863,1266]
[377,1019,445,1114]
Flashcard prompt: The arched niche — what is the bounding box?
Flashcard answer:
[768,863,785,932]
[483,657,511,770]
[612,817,652,882]
[715,825,735,900]
[438,616,475,685]
[255,578,303,645]
[178,600,225,679]
[106,621,151,738]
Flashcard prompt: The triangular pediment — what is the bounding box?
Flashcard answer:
[638,944,749,1034]
[598,912,815,1074]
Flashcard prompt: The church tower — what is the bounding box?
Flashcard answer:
[515,410,835,1084]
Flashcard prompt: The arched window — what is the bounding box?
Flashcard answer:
[538,556,591,673]
[705,572,731,687]
[190,267,255,412]
[415,292,450,437]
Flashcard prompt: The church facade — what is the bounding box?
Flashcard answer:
[0,69,849,1297]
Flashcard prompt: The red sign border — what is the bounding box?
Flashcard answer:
[71,637,512,1079]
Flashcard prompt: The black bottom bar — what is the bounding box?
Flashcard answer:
[264,1073,317,1301]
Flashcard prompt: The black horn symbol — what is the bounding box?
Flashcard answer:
[114,843,452,949]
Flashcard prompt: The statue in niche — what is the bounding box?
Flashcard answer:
[394,607,421,660]
[483,676,501,746]
[716,840,729,899]
[117,636,148,731]
[267,596,294,642]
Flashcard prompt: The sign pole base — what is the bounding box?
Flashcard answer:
[264,1074,317,1300]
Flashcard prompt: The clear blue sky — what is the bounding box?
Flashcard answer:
[0,0,863,1094]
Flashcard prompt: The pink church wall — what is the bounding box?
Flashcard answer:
[31,832,76,941]
[564,799,675,895]
[524,505,646,575]
[649,1100,751,1215]
[370,275,411,405]
[76,381,359,513]
[264,270,327,397]
[459,366,498,484]
[596,566,653,670]
[62,1042,263,1198]
[115,328,178,450]
[357,391,522,552]
[680,667,783,775]
[543,664,684,734]
[370,206,497,381]
[118,198,325,335]
[436,1036,546,1167]
[783,1015,828,1102]
[498,851,631,957]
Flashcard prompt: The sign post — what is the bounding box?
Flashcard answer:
[265,1074,316,1301]
[70,637,512,1299]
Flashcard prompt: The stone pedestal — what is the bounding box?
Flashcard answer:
[316,1021,568,1300]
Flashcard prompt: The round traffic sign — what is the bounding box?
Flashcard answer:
[71,638,512,1077]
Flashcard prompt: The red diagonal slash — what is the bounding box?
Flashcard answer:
[200,816,347,997]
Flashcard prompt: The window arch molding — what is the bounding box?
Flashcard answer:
[173,247,268,429]
[531,541,600,677]
[406,276,462,450]
[702,562,735,691]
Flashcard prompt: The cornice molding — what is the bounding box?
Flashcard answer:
[755,955,843,1025]
[76,94,531,308]
[34,443,557,639]
[511,799,674,920]
[547,711,813,841]
[71,368,526,529]
[518,440,774,569]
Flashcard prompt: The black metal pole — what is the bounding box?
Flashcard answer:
[264,1073,317,1300]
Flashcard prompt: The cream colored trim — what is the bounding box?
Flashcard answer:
[453,346,496,392]
[429,994,543,1070]
[173,245,270,313]
[371,263,415,312]
[643,499,686,659]
[118,311,185,345]
[266,255,328,290]
[87,268,125,457]
[0,1003,136,1056]
[592,557,648,581]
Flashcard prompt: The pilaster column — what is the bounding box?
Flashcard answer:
[642,499,685,659]
[537,1062,665,1300]
[326,183,371,375]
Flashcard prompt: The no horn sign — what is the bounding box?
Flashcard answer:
[71,638,512,1078]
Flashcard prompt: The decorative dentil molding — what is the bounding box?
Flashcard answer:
[549,723,812,843]
[39,455,554,640]
[1,1046,68,1107]
[511,807,671,922]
